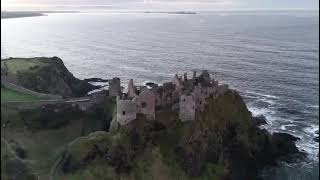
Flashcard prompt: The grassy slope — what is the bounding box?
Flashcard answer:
[55,111,228,180]
[1,106,88,180]
[1,99,116,180]
[1,87,43,102]
[1,58,48,102]
[2,58,47,74]
[56,143,227,180]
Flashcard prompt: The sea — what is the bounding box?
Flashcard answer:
[1,10,319,180]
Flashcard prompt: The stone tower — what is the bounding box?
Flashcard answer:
[109,77,121,97]
[192,70,196,80]
[116,96,137,125]
[128,79,137,98]
[179,94,196,122]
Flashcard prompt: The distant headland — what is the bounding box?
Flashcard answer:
[144,11,196,14]
[1,11,79,19]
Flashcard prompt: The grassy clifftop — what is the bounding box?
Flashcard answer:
[2,58,48,74]
[1,57,96,98]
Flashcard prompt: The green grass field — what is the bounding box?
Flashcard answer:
[1,87,42,102]
[1,58,46,74]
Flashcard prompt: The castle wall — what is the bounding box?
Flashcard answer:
[116,97,137,125]
[217,84,229,95]
[172,74,182,89]
[153,82,178,108]
[127,79,137,98]
[134,88,156,120]
[193,85,216,112]
[179,94,196,122]
[109,77,121,97]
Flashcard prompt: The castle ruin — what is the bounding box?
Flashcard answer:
[113,70,229,125]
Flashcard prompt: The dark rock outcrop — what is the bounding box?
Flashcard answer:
[271,133,300,155]
[252,115,268,126]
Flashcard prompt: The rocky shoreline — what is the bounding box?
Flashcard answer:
[1,57,304,180]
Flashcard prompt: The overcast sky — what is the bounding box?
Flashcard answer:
[2,0,319,11]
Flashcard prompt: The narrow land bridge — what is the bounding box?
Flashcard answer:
[1,78,98,110]
[1,97,93,110]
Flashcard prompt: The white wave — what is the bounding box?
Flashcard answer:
[89,81,108,86]
[306,104,319,109]
[87,86,108,95]
[303,125,319,135]
[261,98,276,105]
[290,125,319,161]
[296,138,319,161]
[280,124,298,132]
[248,106,276,116]
[243,95,258,99]
[246,91,279,99]
[249,105,319,162]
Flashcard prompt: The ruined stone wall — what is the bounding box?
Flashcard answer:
[172,74,182,89]
[109,77,121,97]
[152,82,178,108]
[127,79,137,98]
[193,85,216,112]
[194,85,206,112]
[116,97,137,125]
[134,88,156,120]
[212,79,219,87]
[217,84,229,96]
[179,94,196,122]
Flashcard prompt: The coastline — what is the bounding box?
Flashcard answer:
[1,11,79,19]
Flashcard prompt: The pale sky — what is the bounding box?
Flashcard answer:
[1,0,319,11]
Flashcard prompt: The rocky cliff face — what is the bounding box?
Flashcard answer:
[53,89,302,180]
[2,57,96,98]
